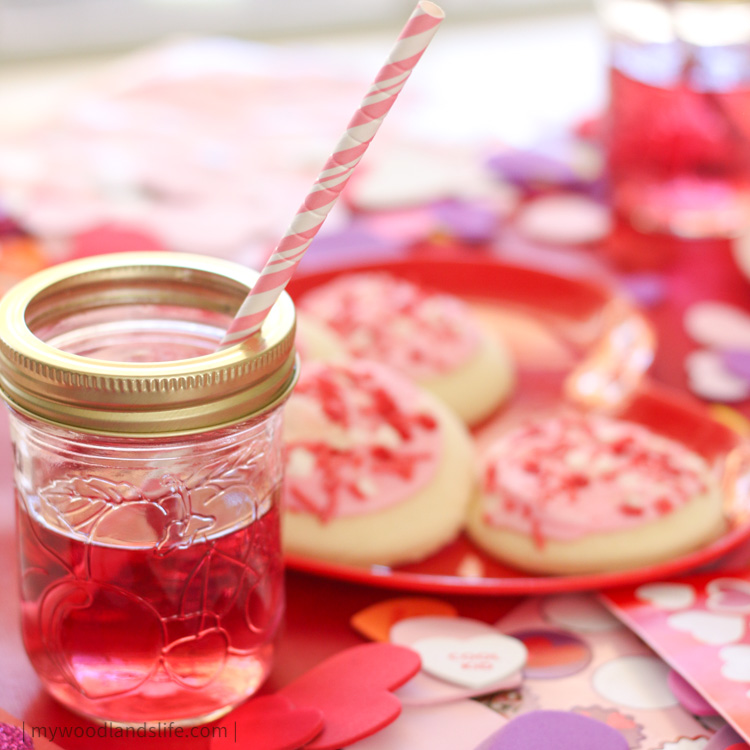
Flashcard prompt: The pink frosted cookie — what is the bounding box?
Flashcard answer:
[466,413,725,574]
[283,360,476,566]
[295,311,344,362]
[298,272,514,425]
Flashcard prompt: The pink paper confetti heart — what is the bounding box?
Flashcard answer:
[212,695,323,750]
[667,669,718,717]
[635,583,696,611]
[706,578,750,613]
[279,643,420,750]
[667,610,744,646]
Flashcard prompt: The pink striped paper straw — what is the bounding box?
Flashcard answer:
[219,1,444,348]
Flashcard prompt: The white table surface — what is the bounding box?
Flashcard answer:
[0,11,607,146]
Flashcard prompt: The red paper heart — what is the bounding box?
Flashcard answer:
[211,694,323,750]
[279,643,421,750]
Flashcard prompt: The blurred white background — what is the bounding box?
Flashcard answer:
[0,0,589,59]
[0,0,606,271]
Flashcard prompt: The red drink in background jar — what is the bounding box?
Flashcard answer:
[0,252,297,726]
[598,0,750,237]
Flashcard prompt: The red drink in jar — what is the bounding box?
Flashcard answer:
[18,491,283,725]
[0,252,297,725]
[599,0,750,236]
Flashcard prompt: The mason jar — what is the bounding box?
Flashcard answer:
[0,252,297,726]
[597,0,750,237]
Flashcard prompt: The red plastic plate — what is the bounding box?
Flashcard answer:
[284,256,750,595]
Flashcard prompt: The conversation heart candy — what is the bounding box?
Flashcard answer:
[411,634,526,689]
[706,578,750,614]
[391,616,526,699]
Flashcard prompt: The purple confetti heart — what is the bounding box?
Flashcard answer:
[618,273,667,309]
[485,137,605,197]
[722,349,750,382]
[432,199,498,243]
[473,710,628,750]
[667,669,718,717]
[0,723,33,750]
[486,149,576,189]
[301,227,405,269]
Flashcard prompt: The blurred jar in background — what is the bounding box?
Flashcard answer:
[598,0,750,238]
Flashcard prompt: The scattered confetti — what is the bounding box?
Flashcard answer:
[618,273,667,309]
[684,302,750,352]
[685,350,750,403]
[515,194,611,246]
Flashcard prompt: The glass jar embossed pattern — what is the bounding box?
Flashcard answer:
[0,252,297,726]
[15,413,285,726]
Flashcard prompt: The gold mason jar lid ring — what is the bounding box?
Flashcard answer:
[0,252,297,436]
